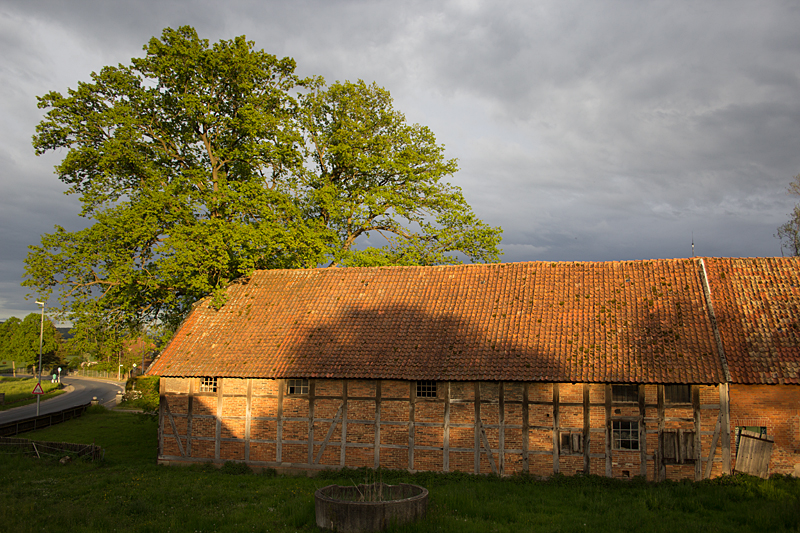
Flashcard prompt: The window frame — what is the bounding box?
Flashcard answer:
[287,378,309,395]
[661,429,695,464]
[612,420,640,451]
[416,380,437,398]
[664,384,692,404]
[559,431,583,455]
[611,384,639,403]
[199,377,217,393]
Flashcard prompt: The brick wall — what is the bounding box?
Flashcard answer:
[158,378,732,480]
[730,384,800,476]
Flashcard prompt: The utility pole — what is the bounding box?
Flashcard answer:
[35,301,45,416]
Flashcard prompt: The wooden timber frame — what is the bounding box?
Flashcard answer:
[158,378,731,481]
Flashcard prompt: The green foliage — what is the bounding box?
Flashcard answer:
[777,174,800,256]
[120,376,159,412]
[300,79,502,267]
[0,377,60,406]
[24,25,502,336]
[0,314,61,372]
[220,460,252,475]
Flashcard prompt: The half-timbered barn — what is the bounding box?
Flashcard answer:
[147,257,800,480]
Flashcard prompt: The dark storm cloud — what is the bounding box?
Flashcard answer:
[1,0,800,320]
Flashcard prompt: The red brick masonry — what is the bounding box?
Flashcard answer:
[157,377,750,481]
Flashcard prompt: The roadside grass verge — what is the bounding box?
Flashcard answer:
[0,409,797,533]
[0,376,63,411]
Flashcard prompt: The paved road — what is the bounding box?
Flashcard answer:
[0,376,125,425]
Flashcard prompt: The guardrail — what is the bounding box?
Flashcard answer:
[0,403,91,437]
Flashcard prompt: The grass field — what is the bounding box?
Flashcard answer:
[0,376,64,411]
[0,408,798,532]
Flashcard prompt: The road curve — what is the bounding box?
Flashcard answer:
[0,376,125,425]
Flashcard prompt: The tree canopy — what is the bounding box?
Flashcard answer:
[24,26,502,332]
[0,314,61,372]
[776,174,800,256]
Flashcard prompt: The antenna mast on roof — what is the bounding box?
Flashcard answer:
[692,232,695,258]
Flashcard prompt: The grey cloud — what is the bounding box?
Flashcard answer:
[2,0,800,320]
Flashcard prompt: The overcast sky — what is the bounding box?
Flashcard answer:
[2,0,800,322]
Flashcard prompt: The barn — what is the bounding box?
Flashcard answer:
[147,257,800,480]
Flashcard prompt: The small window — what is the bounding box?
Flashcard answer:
[665,384,691,404]
[416,380,437,398]
[612,420,639,450]
[559,431,583,455]
[287,379,309,395]
[612,385,638,403]
[200,377,217,393]
[662,430,695,464]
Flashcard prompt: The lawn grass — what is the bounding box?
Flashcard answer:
[0,409,798,532]
[0,376,64,411]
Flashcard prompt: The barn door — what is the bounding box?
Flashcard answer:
[735,430,773,478]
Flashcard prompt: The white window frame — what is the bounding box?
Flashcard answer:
[199,377,217,393]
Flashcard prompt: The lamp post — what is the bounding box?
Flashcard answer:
[35,301,45,416]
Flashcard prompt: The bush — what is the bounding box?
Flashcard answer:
[220,461,252,475]
[119,376,159,412]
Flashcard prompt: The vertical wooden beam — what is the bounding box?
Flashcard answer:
[374,380,382,469]
[522,383,529,473]
[693,385,702,481]
[214,378,223,461]
[499,381,506,476]
[443,381,450,473]
[307,380,316,465]
[657,385,665,481]
[720,383,731,474]
[186,378,194,458]
[583,383,590,474]
[474,381,481,474]
[408,381,415,471]
[276,379,284,463]
[158,378,165,457]
[340,380,348,467]
[638,384,647,478]
[244,378,252,462]
[552,383,560,475]
[605,384,612,477]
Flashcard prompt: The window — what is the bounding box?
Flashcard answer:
[559,431,583,455]
[612,385,639,403]
[661,430,695,464]
[612,420,639,450]
[416,380,437,398]
[665,384,691,404]
[287,379,309,395]
[199,377,217,393]
[735,426,767,450]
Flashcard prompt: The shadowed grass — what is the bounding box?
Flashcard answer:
[0,410,798,532]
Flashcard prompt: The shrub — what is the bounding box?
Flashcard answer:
[120,376,159,412]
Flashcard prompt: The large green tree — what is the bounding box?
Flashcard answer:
[299,79,502,267]
[24,26,502,332]
[0,314,61,374]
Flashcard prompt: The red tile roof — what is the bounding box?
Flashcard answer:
[149,259,730,383]
[704,257,800,384]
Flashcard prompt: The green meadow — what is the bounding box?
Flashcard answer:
[0,407,798,532]
[0,376,63,411]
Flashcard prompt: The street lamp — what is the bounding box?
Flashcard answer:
[35,301,45,416]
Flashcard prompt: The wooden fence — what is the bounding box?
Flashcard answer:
[0,403,91,437]
[0,436,103,460]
